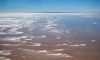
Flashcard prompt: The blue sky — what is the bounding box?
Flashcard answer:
[0,0,100,12]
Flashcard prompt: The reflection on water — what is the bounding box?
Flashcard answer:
[0,13,100,60]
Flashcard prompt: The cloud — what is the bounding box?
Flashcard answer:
[0,32,7,35]
[0,13,33,17]
[0,44,21,47]
[19,48,72,58]
[1,13,98,36]
[80,44,87,46]
[20,41,28,43]
[0,18,24,35]
[21,36,28,39]
[0,57,10,60]
[55,44,68,46]
[70,44,80,47]
[91,40,96,42]
[56,36,62,39]
[28,43,42,46]
[46,53,72,57]
[0,50,12,56]
[1,37,21,42]
[53,49,65,51]
[8,31,24,35]
[70,44,87,47]
[40,35,47,38]
[37,50,48,53]
[25,38,32,41]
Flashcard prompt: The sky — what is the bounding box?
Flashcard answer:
[0,0,100,12]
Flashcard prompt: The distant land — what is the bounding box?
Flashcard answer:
[30,12,100,13]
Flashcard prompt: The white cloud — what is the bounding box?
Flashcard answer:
[80,44,87,46]
[70,44,87,47]
[46,53,72,57]
[70,44,80,47]
[0,13,33,17]
[0,57,10,60]
[25,38,32,41]
[20,41,28,43]
[19,48,72,58]
[0,44,20,46]
[0,19,24,35]
[56,36,61,39]
[91,40,96,42]
[66,30,71,34]
[0,50,12,56]
[37,50,48,53]
[1,37,21,42]
[39,35,47,38]
[48,29,63,34]
[53,49,65,51]
[55,44,68,46]
[8,31,23,35]
[0,32,7,35]
[28,43,42,46]
[21,36,28,39]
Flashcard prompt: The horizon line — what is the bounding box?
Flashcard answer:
[0,12,100,13]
